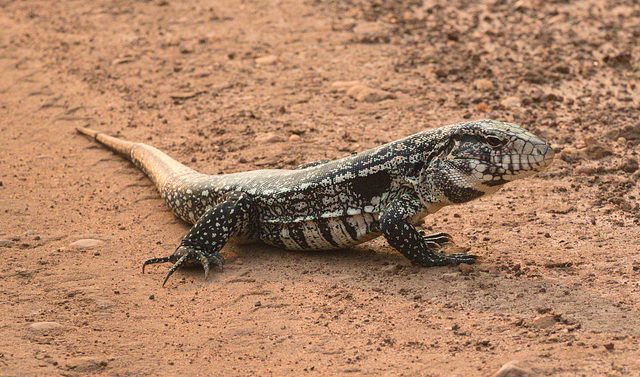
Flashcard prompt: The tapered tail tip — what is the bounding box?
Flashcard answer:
[76,126,100,138]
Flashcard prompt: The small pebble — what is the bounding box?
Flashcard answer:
[112,57,134,65]
[500,96,522,108]
[255,54,278,65]
[346,84,396,103]
[441,272,460,280]
[352,22,392,43]
[617,137,627,145]
[179,43,194,54]
[330,80,361,92]
[548,204,574,214]
[575,163,600,175]
[69,239,105,249]
[169,91,199,101]
[381,264,401,275]
[255,132,283,144]
[603,342,615,351]
[29,322,63,332]
[582,135,599,147]
[618,157,638,173]
[331,18,357,32]
[494,360,535,377]
[0,239,14,248]
[16,268,31,277]
[64,356,108,372]
[473,78,494,91]
[584,145,613,160]
[93,298,115,309]
[288,134,301,142]
[457,263,474,275]
[532,314,557,328]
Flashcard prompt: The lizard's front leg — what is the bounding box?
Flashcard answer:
[379,189,477,267]
[143,191,255,285]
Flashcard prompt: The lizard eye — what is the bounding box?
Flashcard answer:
[486,135,504,148]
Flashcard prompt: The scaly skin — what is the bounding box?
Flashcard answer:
[77,119,554,285]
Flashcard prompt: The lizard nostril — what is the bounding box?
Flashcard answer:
[535,145,549,156]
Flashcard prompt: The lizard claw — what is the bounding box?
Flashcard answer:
[142,256,172,273]
[193,248,225,282]
[444,253,480,265]
[142,245,225,286]
[419,231,455,250]
[162,253,190,286]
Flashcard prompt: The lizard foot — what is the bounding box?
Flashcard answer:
[142,245,225,286]
[412,252,479,267]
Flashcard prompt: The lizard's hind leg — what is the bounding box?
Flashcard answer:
[142,191,255,286]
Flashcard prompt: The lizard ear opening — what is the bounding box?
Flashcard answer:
[409,138,456,178]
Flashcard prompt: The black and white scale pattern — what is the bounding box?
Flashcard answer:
[78,119,555,284]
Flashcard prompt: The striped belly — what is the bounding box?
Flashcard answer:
[259,213,381,251]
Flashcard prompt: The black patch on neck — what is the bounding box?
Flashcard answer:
[350,170,392,201]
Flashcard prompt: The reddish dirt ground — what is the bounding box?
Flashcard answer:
[1,0,640,376]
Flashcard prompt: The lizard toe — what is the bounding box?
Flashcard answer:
[142,256,172,273]
[419,231,455,247]
[445,253,479,265]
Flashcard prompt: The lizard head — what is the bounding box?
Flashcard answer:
[450,119,554,183]
[416,120,555,205]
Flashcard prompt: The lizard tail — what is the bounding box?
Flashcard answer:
[76,126,206,193]
[76,126,136,155]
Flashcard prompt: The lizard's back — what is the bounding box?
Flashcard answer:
[76,126,435,251]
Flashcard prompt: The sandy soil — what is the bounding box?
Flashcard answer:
[1,0,640,375]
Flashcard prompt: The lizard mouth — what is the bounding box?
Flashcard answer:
[451,144,554,187]
[453,142,554,168]
[488,143,555,172]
